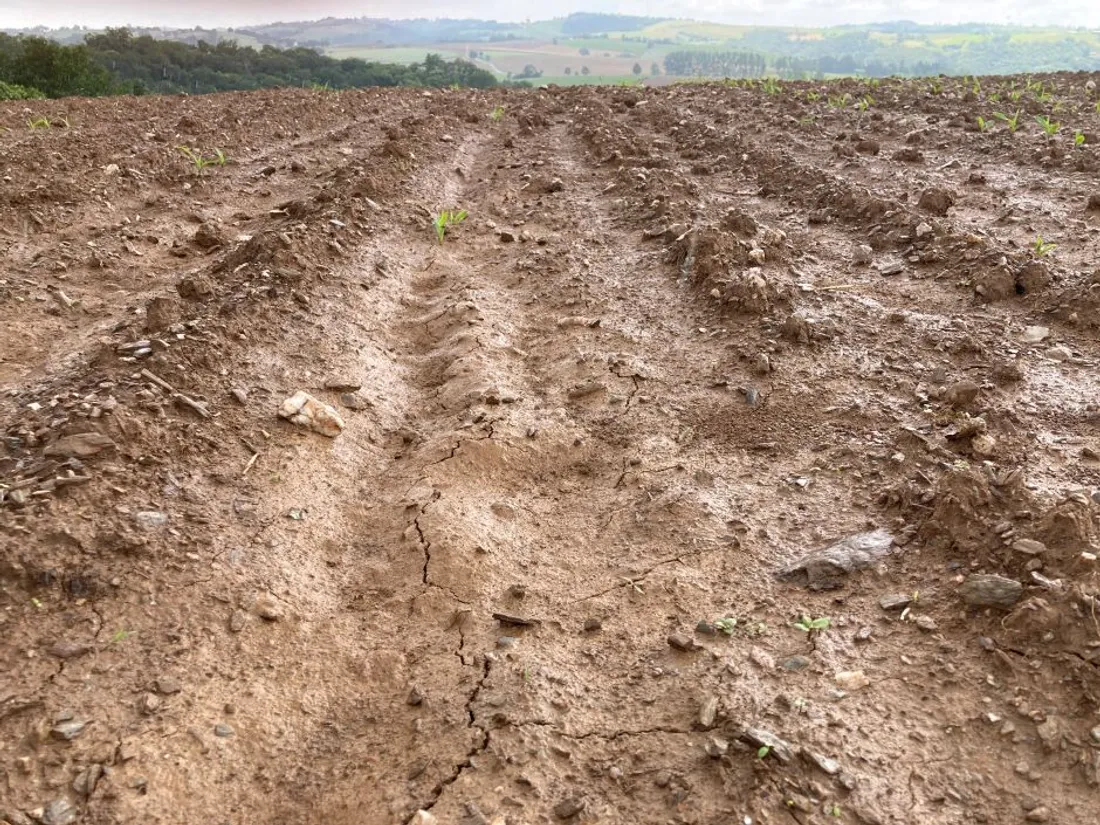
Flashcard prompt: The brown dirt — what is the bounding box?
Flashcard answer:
[3,75,1100,825]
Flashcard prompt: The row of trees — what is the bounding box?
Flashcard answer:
[0,29,499,99]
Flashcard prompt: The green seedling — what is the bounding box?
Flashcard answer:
[433,208,468,243]
[989,92,1001,102]
[27,116,51,129]
[1075,129,1087,147]
[856,95,874,112]
[793,615,831,633]
[489,105,505,122]
[806,91,821,102]
[1035,115,1060,136]
[109,629,134,644]
[827,93,850,109]
[714,617,737,635]
[977,116,988,132]
[30,597,43,609]
[761,77,781,95]
[829,804,842,818]
[1033,236,1056,256]
[928,80,943,95]
[757,745,771,759]
[993,109,1021,133]
[177,146,227,173]
[1010,88,1023,103]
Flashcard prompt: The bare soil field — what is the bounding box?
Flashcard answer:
[3,74,1100,825]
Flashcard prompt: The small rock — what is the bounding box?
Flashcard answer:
[339,392,369,410]
[668,633,698,652]
[1022,325,1050,344]
[778,528,894,590]
[214,723,234,737]
[47,641,93,660]
[323,377,362,392]
[971,433,997,457]
[50,719,87,740]
[749,647,775,669]
[43,432,115,459]
[553,797,586,819]
[852,244,873,265]
[879,593,912,611]
[409,812,439,825]
[943,381,980,408]
[695,620,717,636]
[915,615,938,632]
[782,655,811,671]
[499,230,516,243]
[228,610,247,633]
[959,574,1024,609]
[156,677,183,695]
[834,670,870,691]
[752,353,772,375]
[878,261,905,276]
[698,695,719,729]
[192,222,224,249]
[253,593,283,621]
[278,391,346,437]
[41,799,77,825]
[1089,725,1100,744]
[407,687,424,706]
[741,727,794,763]
[915,221,934,239]
[803,749,841,775]
[1025,807,1050,823]
[1048,344,1073,362]
[145,296,182,333]
[230,388,249,405]
[1013,539,1047,556]
[138,693,161,715]
[918,186,955,216]
[134,510,168,530]
[583,618,602,632]
[72,764,103,797]
[704,736,729,758]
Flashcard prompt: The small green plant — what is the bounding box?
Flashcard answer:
[1035,115,1060,136]
[793,615,831,633]
[1074,129,1086,147]
[971,77,981,96]
[761,77,781,95]
[714,617,737,635]
[829,804,842,818]
[827,93,850,109]
[856,95,874,112]
[433,208,468,243]
[928,80,943,95]
[977,116,988,132]
[178,146,227,173]
[993,109,1021,133]
[1033,236,1056,256]
[109,629,134,644]
[806,90,821,102]
[1009,88,1023,103]
[489,105,505,122]
[757,745,771,760]
[27,116,51,129]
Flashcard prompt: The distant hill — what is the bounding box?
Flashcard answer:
[6,14,1100,80]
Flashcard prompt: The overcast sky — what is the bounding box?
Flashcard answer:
[2,1,1099,30]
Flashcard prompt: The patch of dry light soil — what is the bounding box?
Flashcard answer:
[2,76,1100,825]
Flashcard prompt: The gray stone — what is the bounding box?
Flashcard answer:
[782,655,811,672]
[698,695,719,730]
[156,677,183,695]
[668,633,698,652]
[50,719,87,741]
[778,529,895,590]
[959,574,1024,609]
[553,797,586,819]
[741,727,794,763]
[41,800,77,825]
[214,723,234,737]
[879,593,912,611]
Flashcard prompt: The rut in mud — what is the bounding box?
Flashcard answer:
[2,77,1100,825]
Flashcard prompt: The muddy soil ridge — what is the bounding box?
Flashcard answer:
[2,75,1100,825]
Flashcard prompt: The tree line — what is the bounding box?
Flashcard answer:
[0,29,499,99]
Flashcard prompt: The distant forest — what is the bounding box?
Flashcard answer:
[0,29,498,99]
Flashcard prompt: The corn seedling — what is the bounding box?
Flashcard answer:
[109,629,134,644]
[971,77,981,96]
[928,80,943,95]
[1035,115,1060,136]
[827,93,850,109]
[793,615,831,633]
[757,745,772,760]
[856,95,874,112]
[1033,236,1056,257]
[989,92,1001,102]
[806,90,821,102]
[433,209,468,243]
[714,617,737,635]
[993,109,1021,133]
[977,116,988,132]
[1075,129,1086,147]
[489,105,505,122]
[27,116,51,129]
[761,77,781,95]
[1010,88,1023,103]
[178,146,227,173]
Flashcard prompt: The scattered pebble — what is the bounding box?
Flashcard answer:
[959,574,1023,608]
[214,723,234,737]
[553,797,586,819]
